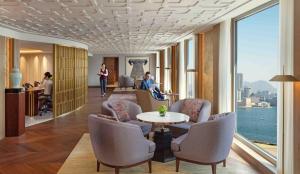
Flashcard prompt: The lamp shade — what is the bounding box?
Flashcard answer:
[269,75,298,82]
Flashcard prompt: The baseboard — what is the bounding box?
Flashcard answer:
[88,86,100,88]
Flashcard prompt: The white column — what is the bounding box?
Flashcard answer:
[279,0,294,174]
[0,36,6,140]
[218,19,232,113]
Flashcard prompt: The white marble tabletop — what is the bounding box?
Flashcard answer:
[136,111,189,125]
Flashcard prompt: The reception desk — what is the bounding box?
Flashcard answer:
[25,87,44,116]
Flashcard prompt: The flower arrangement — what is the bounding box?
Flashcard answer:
[158,105,168,117]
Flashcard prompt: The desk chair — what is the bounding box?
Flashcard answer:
[39,94,52,116]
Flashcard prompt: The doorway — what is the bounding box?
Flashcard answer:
[104,57,119,86]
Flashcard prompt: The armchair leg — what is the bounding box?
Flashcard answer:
[97,160,100,172]
[115,168,119,174]
[176,159,180,172]
[211,164,216,174]
[223,159,226,167]
[148,160,152,173]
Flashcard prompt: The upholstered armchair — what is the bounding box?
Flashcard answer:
[167,99,211,137]
[88,115,155,174]
[119,75,134,88]
[102,99,152,137]
[171,112,236,174]
[136,90,169,112]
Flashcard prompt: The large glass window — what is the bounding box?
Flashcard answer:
[164,48,172,92]
[156,52,160,83]
[186,38,195,98]
[235,4,279,159]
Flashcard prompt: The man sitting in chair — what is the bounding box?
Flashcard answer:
[140,72,165,100]
[39,72,53,114]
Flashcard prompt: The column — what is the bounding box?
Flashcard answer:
[0,36,6,139]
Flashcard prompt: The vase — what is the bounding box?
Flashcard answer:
[10,68,22,88]
[159,111,166,117]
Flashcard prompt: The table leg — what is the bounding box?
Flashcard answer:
[153,127,175,162]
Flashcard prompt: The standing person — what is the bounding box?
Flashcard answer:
[97,63,108,96]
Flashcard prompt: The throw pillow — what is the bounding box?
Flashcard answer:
[109,101,131,122]
[180,99,204,122]
[95,113,118,121]
[208,113,228,121]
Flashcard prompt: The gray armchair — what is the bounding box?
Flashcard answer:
[119,75,134,88]
[102,99,152,138]
[171,112,236,174]
[167,99,211,137]
[88,115,155,174]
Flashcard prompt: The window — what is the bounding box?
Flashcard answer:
[186,38,196,98]
[156,52,160,83]
[234,4,279,160]
[164,48,172,92]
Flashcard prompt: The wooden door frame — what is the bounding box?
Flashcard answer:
[103,57,119,85]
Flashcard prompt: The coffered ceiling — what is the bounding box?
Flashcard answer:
[0,0,251,54]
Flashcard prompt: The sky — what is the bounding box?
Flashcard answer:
[237,4,279,83]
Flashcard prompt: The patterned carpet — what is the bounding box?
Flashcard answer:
[58,134,259,174]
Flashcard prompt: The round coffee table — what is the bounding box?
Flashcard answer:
[137,112,189,163]
[137,111,189,126]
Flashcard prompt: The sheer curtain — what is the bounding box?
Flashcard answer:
[279,0,294,173]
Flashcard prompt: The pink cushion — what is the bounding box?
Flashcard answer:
[180,99,203,122]
[208,113,228,121]
[96,113,118,121]
[109,101,131,122]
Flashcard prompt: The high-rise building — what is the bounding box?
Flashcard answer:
[236,73,243,90]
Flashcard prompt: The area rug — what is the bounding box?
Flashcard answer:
[58,134,259,174]
[108,93,137,103]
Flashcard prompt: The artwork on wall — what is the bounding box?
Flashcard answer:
[125,57,149,79]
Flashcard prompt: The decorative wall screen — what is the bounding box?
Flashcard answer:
[54,45,88,117]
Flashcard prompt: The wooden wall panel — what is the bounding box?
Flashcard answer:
[54,45,87,117]
[202,25,220,114]
[159,50,165,91]
[171,44,179,97]
[197,34,205,99]
[75,48,88,108]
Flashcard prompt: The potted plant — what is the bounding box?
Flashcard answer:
[158,105,168,117]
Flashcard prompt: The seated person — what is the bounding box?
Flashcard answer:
[39,72,53,111]
[140,72,165,100]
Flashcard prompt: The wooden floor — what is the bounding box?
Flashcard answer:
[0,88,258,174]
[0,88,105,174]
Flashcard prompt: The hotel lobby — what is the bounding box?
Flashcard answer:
[0,0,300,174]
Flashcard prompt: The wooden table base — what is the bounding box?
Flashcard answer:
[153,128,175,163]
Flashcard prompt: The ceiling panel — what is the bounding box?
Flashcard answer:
[0,0,251,54]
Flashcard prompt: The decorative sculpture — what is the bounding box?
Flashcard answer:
[128,59,148,79]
